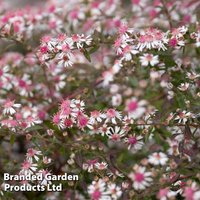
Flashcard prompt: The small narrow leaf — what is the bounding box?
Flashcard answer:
[83,49,91,62]
[10,24,14,35]
[89,45,100,54]
[10,134,15,145]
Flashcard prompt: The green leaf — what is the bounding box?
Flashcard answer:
[83,49,91,62]
[26,125,43,132]
[89,45,100,54]
[10,134,15,145]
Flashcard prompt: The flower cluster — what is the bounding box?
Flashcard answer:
[13,148,52,187]
[88,179,122,200]
[38,34,92,68]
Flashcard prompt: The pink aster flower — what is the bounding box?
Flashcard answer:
[60,99,72,118]
[186,71,200,80]
[114,37,124,55]
[64,118,74,128]
[53,112,64,129]
[77,112,89,129]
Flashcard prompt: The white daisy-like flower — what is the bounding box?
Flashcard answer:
[128,166,152,190]
[171,26,188,39]
[106,183,122,200]
[195,31,200,47]
[107,170,125,178]
[139,53,159,66]
[58,37,74,51]
[105,108,122,124]
[112,60,123,74]
[70,99,85,112]
[114,37,125,55]
[72,34,92,49]
[148,152,168,166]
[167,139,180,156]
[99,124,109,136]
[106,126,125,141]
[121,45,139,61]
[126,97,146,119]
[43,156,52,164]
[174,110,194,123]
[95,162,108,170]
[112,94,122,107]
[19,160,37,176]
[136,28,169,51]
[57,52,74,68]
[26,116,42,128]
[54,74,66,91]
[83,159,98,173]
[157,187,177,200]
[89,110,106,124]
[178,83,189,91]
[124,134,144,151]
[2,100,21,115]
[26,148,41,162]
[102,70,114,87]
[0,65,10,81]
[88,179,110,200]
[186,71,200,80]
[123,115,134,125]
[17,74,33,97]
[183,182,200,200]
[37,170,52,186]
[194,191,200,200]
[178,26,188,35]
